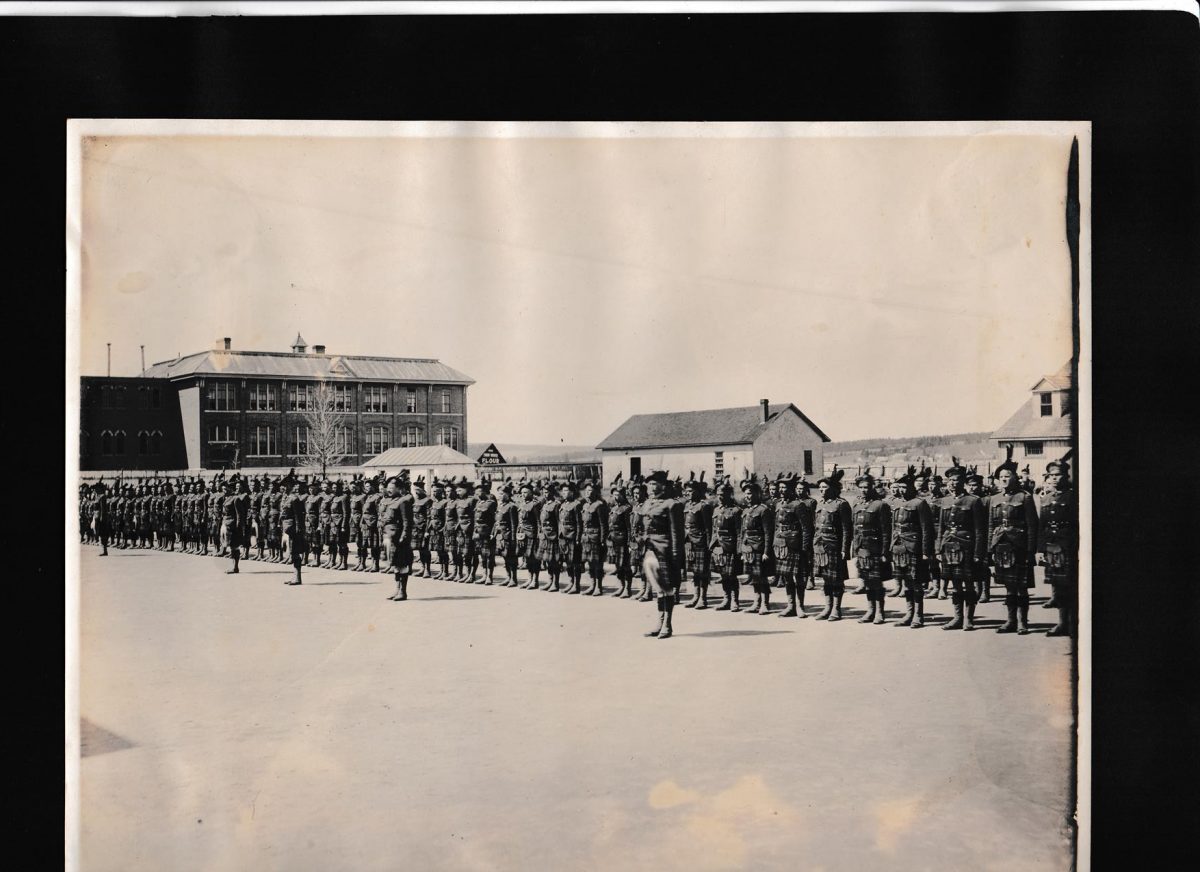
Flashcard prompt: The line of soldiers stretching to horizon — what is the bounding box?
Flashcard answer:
[79,446,1075,639]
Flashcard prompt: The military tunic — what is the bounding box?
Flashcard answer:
[852,498,893,583]
[516,496,541,563]
[639,496,685,595]
[607,501,633,578]
[813,497,853,585]
[934,493,987,583]
[710,502,742,575]
[887,496,934,584]
[772,497,812,576]
[1037,487,1076,588]
[473,493,498,558]
[989,490,1039,588]
[581,498,609,564]
[683,498,713,576]
[494,498,519,564]
[536,497,561,564]
[557,496,584,569]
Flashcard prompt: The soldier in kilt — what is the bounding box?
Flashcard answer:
[428,479,450,579]
[738,475,775,615]
[471,478,498,584]
[410,477,432,578]
[914,468,943,599]
[630,478,654,601]
[580,479,609,596]
[813,467,853,621]
[384,474,415,601]
[362,477,382,573]
[934,460,987,631]
[965,467,993,602]
[92,481,111,556]
[710,478,742,611]
[989,447,1039,635]
[494,480,520,586]
[638,469,685,639]
[266,478,283,562]
[852,471,893,625]
[281,479,306,585]
[682,473,714,609]
[1038,459,1075,637]
[537,480,563,591]
[453,478,477,583]
[607,477,634,598]
[558,479,585,594]
[516,481,542,588]
[772,473,812,618]
[888,468,935,628]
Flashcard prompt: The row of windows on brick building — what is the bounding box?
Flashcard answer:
[81,429,164,456]
[208,383,457,414]
[209,423,461,456]
[89,385,162,410]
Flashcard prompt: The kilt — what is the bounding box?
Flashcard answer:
[392,539,413,570]
[455,529,476,558]
[992,544,1035,588]
[711,544,738,575]
[739,547,766,574]
[536,537,558,563]
[494,533,517,561]
[558,537,582,566]
[517,535,538,560]
[772,545,804,576]
[581,537,605,563]
[1042,543,1074,585]
[855,551,889,583]
[890,548,931,584]
[221,519,240,548]
[609,543,631,573]
[642,548,679,595]
[685,542,710,575]
[813,543,849,582]
[427,527,444,552]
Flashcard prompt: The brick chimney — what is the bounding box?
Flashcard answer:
[223,337,231,351]
[312,344,326,355]
[760,398,770,423]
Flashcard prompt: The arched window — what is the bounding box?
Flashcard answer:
[435,425,459,451]
[398,424,424,448]
[150,431,162,454]
[114,430,126,454]
[138,430,150,455]
[101,430,113,455]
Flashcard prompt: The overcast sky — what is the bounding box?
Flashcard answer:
[78,127,1077,444]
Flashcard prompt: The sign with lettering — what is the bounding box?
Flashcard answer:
[477,443,506,466]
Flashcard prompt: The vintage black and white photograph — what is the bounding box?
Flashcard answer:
[67,119,1089,871]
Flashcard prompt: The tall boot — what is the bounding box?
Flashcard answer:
[339,552,348,571]
[874,594,886,624]
[715,580,732,611]
[943,599,964,630]
[372,554,381,573]
[979,576,991,603]
[911,596,925,629]
[387,577,403,600]
[757,586,771,615]
[815,594,833,620]
[795,584,808,618]
[1047,603,1070,637]
[829,593,844,621]
[896,597,915,627]
[963,600,977,631]
[1017,600,1030,635]
[695,583,708,610]
[779,582,798,618]
[1042,583,1059,609]
[730,579,741,612]
[288,566,302,586]
[996,599,1018,633]
[645,599,666,637]
[658,595,675,639]
[858,598,876,623]
[685,582,700,608]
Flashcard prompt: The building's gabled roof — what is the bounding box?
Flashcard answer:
[361,445,477,468]
[1031,360,1073,391]
[141,350,474,384]
[991,401,1073,441]
[596,403,830,451]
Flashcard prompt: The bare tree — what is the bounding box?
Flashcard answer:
[298,378,351,477]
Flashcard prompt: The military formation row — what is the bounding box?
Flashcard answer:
[78,450,1075,640]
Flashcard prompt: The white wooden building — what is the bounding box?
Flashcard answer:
[991,361,1075,479]
[596,399,830,484]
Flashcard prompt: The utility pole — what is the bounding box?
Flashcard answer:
[140,345,145,373]
[107,343,111,377]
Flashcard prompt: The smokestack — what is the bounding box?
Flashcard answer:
[760,398,770,423]
[312,344,326,355]
[223,337,231,351]
[107,343,111,377]
[140,345,145,372]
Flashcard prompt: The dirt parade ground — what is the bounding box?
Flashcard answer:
[75,546,1075,872]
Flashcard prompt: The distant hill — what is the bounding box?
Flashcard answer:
[467,443,602,464]
[825,432,996,471]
